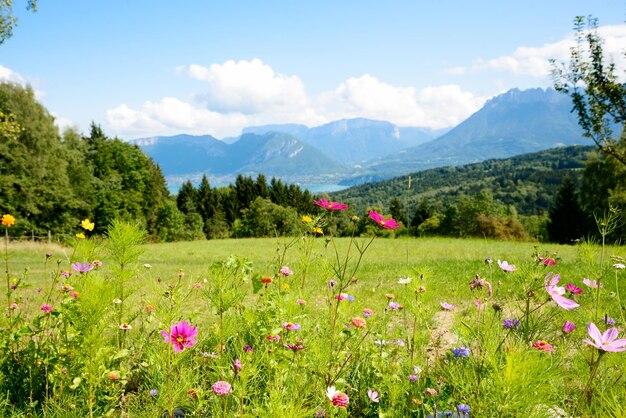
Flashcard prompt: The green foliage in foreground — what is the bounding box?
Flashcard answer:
[1,214,625,417]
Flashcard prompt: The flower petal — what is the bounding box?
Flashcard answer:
[587,322,603,347]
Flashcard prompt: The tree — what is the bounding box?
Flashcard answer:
[176,180,198,214]
[547,176,586,244]
[389,197,407,227]
[0,0,37,45]
[552,16,626,164]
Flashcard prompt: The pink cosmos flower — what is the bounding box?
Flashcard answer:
[161,321,198,352]
[532,340,554,352]
[543,257,557,266]
[326,386,349,407]
[71,262,94,274]
[40,304,52,312]
[583,322,626,352]
[566,283,583,294]
[440,302,456,310]
[497,260,516,272]
[367,389,380,403]
[563,320,576,334]
[544,273,579,311]
[368,210,400,230]
[212,380,232,396]
[583,278,602,288]
[313,198,348,211]
[282,322,301,331]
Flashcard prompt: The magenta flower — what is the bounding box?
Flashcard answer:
[40,304,52,312]
[544,273,579,311]
[369,210,400,230]
[469,275,492,297]
[313,198,348,211]
[61,270,70,277]
[367,389,380,403]
[583,322,626,352]
[233,358,242,371]
[71,262,94,274]
[543,257,557,266]
[563,320,576,334]
[363,308,374,318]
[161,321,198,352]
[212,380,232,396]
[285,343,305,351]
[497,260,516,272]
[326,386,349,407]
[266,334,280,342]
[440,302,456,310]
[566,283,583,294]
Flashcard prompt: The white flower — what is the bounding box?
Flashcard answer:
[326,386,339,401]
[397,277,412,285]
[613,263,625,270]
[143,263,152,269]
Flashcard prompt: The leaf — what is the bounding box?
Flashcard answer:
[69,377,82,390]
[113,349,130,360]
[251,273,263,294]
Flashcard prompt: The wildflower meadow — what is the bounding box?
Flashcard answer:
[1,204,625,417]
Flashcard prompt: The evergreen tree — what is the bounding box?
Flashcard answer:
[389,197,407,227]
[547,176,586,243]
[176,180,198,215]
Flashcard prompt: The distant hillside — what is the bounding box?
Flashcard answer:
[131,132,348,190]
[342,88,590,184]
[330,145,594,215]
[244,118,445,164]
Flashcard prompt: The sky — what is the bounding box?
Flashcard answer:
[1,0,626,140]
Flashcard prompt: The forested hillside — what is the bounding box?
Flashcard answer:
[331,145,592,215]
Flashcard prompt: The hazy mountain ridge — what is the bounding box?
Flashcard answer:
[130,87,591,192]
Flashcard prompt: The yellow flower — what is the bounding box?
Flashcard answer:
[75,232,85,239]
[1,214,16,227]
[301,215,312,223]
[80,218,95,231]
[313,227,323,235]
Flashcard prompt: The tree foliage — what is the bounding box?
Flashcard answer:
[552,16,626,164]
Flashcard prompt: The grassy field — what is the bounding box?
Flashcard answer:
[2,232,625,417]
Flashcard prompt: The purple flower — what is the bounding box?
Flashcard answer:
[161,321,198,352]
[233,358,242,371]
[503,319,520,330]
[545,272,579,311]
[71,262,94,274]
[243,345,254,352]
[603,316,616,326]
[212,380,232,396]
[563,320,576,334]
[469,274,492,297]
[583,322,626,352]
[440,302,456,310]
[457,404,470,415]
[452,347,471,358]
[388,301,402,310]
[149,389,158,396]
[279,266,293,276]
[497,260,516,272]
[409,374,418,381]
[40,304,52,313]
[363,308,373,318]
[285,343,305,351]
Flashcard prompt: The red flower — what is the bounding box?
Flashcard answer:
[313,198,348,211]
[369,210,400,230]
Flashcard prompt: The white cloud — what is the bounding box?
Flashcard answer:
[182,59,310,114]
[318,75,486,129]
[446,24,626,78]
[107,98,250,138]
[107,61,488,138]
[0,64,25,84]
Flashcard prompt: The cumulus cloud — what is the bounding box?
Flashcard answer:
[181,59,310,114]
[0,65,26,84]
[107,60,487,138]
[107,98,250,138]
[446,24,626,78]
[318,75,486,129]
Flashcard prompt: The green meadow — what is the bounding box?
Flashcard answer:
[2,224,625,417]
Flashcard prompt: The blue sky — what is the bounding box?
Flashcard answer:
[2,1,625,139]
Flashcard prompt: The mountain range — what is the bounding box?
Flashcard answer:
[129,87,591,192]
